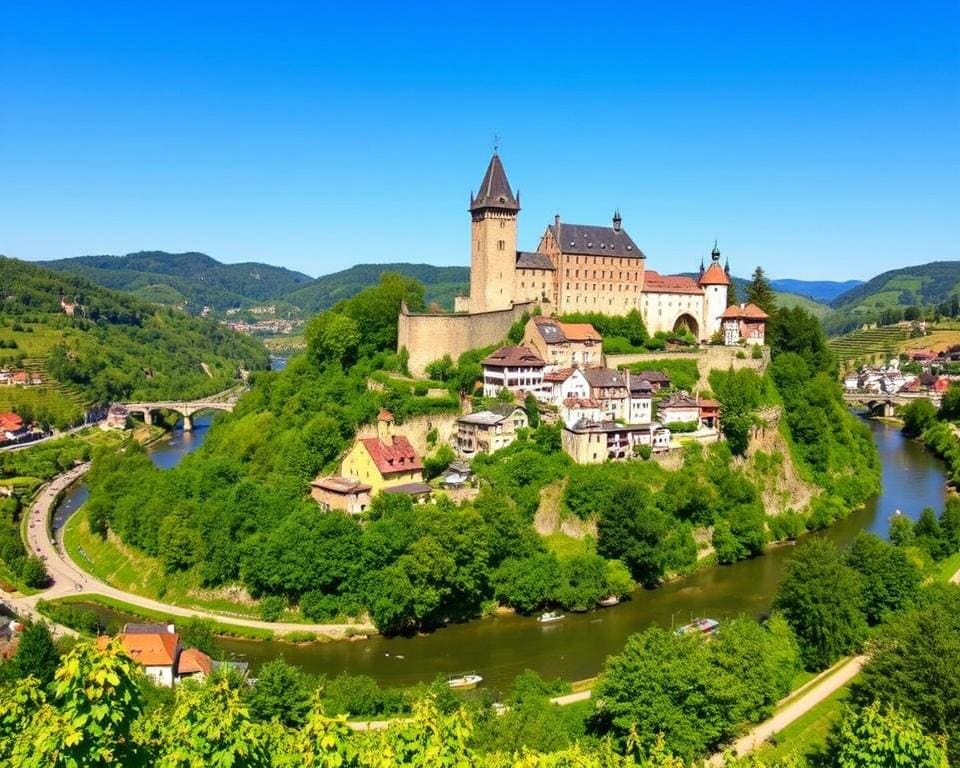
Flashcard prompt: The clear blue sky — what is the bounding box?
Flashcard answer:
[2,1,957,280]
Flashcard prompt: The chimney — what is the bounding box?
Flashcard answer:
[377,409,394,443]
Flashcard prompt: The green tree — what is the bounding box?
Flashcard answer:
[597,481,672,587]
[938,384,960,421]
[888,513,915,548]
[524,392,541,429]
[824,701,949,768]
[915,507,948,559]
[178,618,217,657]
[940,496,960,553]
[745,267,776,315]
[853,585,960,764]
[773,538,867,670]
[246,657,313,726]
[491,553,561,614]
[305,312,361,367]
[845,533,921,624]
[902,398,937,437]
[1,622,59,688]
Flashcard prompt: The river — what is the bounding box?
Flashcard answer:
[54,415,948,693]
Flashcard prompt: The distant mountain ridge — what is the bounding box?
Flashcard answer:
[38,251,313,311]
[769,279,862,303]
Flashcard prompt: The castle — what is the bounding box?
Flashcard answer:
[398,152,732,376]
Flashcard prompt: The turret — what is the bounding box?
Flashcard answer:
[468,151,520,313]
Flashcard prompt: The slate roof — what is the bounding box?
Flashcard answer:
[382,482,433,496]
[531,316,602,344]
[470,153,520,212]
[481,346,545,368]
[359,436,423,476]
[458,405,524,426]
[699,262,731,286]
[516,251,555,270]
[549,223,644,259]
[584,367,627,389]
[631,370,670,385]
[642,271,703,295]
[659,392,700,410]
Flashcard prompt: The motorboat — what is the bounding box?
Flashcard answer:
[675,617,720,636]
[597,595,620,607]
[446,672,483,690]
[537,611,566,624]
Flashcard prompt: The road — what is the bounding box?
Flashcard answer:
[8,463,376,639]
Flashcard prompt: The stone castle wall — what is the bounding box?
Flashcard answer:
[605,345,769,390]
[398,301,538,377]
[356,412,461,458]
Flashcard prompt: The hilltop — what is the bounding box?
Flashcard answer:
[37,251,313,312]
[830,261,960,312]
[0,257,268,427]
[769,279,862,303]
[285,262,469,312]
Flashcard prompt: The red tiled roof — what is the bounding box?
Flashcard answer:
[0,412,24,432]
[481,345,545,368]
[698,262,731,286]
[98,629,179,666]
[360,436,423,476]
[177,648,213,676]
[377,408,394,422]
[719,302,769,320]
[558,322,602,342]
[642,271,703,295]
[699,399,720,410]
[544,367,576,382]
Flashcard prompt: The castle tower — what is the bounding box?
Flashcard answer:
[468,152,520,313]
[699,241,731,339]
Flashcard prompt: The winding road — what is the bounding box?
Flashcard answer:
[8,463,376,639]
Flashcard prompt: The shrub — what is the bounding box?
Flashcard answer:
[299,590,340,622]
[751,345,764,360]
[259,595,285,622]
[736,350,747,359]
[665,420,699,433]
[633,444,652,460]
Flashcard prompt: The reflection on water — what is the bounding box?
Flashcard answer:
[53,417,948,691]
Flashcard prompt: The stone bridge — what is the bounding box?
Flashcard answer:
[842,390,941,418]
[124,387,243,431]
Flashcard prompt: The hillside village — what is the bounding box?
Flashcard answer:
[311,311,767,515]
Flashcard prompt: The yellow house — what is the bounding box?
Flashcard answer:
[340,410,425,494]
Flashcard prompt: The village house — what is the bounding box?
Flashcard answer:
[0,412,26,442]
[522,316,603,370]
[480,346,545,398]
[698,399,720,430]
[105,404,129,430]
[559,398,605,429]
[629,370,671,391]
[626,373,654,423]
[439,460,472,488]
[719,302,769,346]
[309,476,373,515]
[657,392,702,427]
[457,404,528,456]
[97,623,216,687]
[539,366,590,406]
[584,368,630,421]
[340,410,424,495]
[562,419,671,464]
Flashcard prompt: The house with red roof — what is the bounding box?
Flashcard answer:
[522,316,602,370]
[719,302,769,346]
[340,409,427,496]
[0,412,26,441]
[97,623,214,687]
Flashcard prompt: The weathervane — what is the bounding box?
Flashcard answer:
[493,134,500,154]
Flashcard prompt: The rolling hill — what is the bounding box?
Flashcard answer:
[286,263,470,313]
[830,261,960,312]
[38,251,313,312]
[0,256,268,427]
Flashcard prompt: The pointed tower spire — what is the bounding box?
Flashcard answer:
[711,239,721,262]
[469,152,520,213]
[612,209,622,232]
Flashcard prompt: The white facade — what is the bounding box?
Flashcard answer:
[540,368,590,406]
[629,393,653,424]
[481,364,544,398]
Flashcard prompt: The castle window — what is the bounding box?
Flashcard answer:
[565,269,569,277]
[498,240,505,251]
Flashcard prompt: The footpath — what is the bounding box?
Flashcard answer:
[6,463,376,640]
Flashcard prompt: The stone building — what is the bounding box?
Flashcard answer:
[522,316,602,370]
[456,404,528,456]
[397,151,735,376]
[480,346,545,398]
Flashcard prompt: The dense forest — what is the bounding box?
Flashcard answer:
[0,257,268,421]
[79,271,880,633]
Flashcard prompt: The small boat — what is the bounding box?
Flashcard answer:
[597,595,620,607]
[537,611,565,624]
[569,605,590,613]
[447,672,483,690]
[676,617,720,636]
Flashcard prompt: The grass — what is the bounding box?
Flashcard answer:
[934,551,960,583]
[0,386,85,427]
[43,594,275,641]
[542,532,595,559]
[755,679,853,763]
